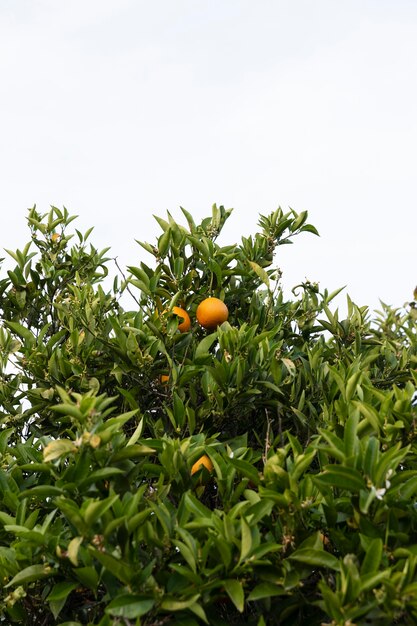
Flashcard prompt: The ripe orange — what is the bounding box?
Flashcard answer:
[196,297,228,330]
[191,454,214,476]
[160,306,191,333]
[171,306,191,332]
[160,374,170,384]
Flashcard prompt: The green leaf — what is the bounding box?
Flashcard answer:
[315,465,365,492]
[292,211,308,230]
[4,249,20,264]
[183,492,212,518]
[5,564,53,587]
[0,511,16,525]
[49,404,85,421]
[0,428,14,453]
[239,517,252,563]
[126,416,145,445]
[160,594,201,611]
[189,602,209,624]
[128,266,150,286]
[43,439,77,462]
[246,499,274,525]
[355,401,381,432]
[300,223,320,236]
[126,509,152,533]
[223,579,245,612]
[288,548,341,571]
[344,411,359,458]
[248,582,286,600]
[361,538,383,575]
[83,494,119,527]
[360,570,390,593]
[346,372,361,402]
[55,497,88,535]
[374,443,409,488]
[106,595,155,618]
[249,261,270,288]
[111,444,156,462]
[363,437,379,480]
[175,540,196,573]
[291,450,316,482]
[180,206,197,232]
[19,485,64,499]
[89,548,133,585]
[4,321,34,343]
[4,525,45,545]
[229,458,260,485]
[78,467,124,489]
[399,474,417,499]
[48,582,78,620]
[73,566,99,591]
[67,536,83,567]
[158,228,171,257]
[195,332,218,359]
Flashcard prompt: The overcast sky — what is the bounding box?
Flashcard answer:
[1,0,416,315]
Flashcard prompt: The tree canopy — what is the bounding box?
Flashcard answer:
[0,205,416,625]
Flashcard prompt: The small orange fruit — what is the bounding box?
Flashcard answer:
[171,306,191,332]
[51,233,60,243]
[160,306,191,333]
[196,297,228,330]
[160,374,170,384]
[191,454,214,476]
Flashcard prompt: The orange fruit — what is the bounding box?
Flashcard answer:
[160,374,170,384]
[51,233,60,243]
[196,297,228,330]
[191,454,214,475]
[160,306,191,333]
[171,306,191,332]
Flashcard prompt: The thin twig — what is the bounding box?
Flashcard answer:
[262,408,272,464]
[113,256,142,308]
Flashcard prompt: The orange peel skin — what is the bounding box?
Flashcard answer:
[191,454,214,476]
[196,297,228,330]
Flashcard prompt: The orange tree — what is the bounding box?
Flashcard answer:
[0,204,417,625]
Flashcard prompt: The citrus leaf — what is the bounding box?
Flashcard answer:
[249,261,270,288]
[248,582,286,601]
[288,548,340,571]
[5,564,53,587]
[106,595,155,618]
[223,579,245,612]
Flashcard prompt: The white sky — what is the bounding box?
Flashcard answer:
[1,0,416,315]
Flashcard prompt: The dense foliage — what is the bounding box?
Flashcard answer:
[0,205,417,625]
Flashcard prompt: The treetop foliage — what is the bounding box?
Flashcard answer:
[0,204,416,625]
